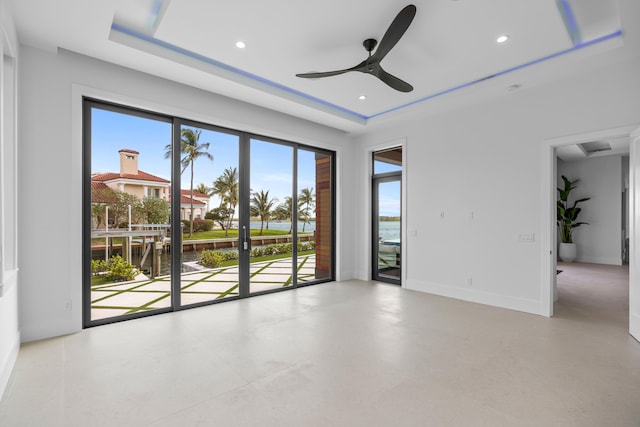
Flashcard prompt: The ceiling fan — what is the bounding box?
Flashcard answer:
[296,4,417,93]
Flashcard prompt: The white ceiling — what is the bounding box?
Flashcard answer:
[556,136,630,162]
[6,0,637,133]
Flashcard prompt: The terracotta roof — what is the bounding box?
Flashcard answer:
[118,149,139,154]
[91,182,117,204]
[92,170,170,184]
[169,195,206,206]
[181,189,210,198]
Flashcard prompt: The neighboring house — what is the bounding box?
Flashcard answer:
[90,149,211,224]
[171,190,207,221]
[91,149,170,227]
[91,149,170,201]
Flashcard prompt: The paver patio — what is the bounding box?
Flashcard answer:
[91,254,316,321]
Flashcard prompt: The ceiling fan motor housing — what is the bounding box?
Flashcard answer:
[363,38,378,52]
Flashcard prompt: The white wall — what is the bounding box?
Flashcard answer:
[18,45,355,342]
[354,56,640,316]
[0,1,20,399]
[558,156,623,265]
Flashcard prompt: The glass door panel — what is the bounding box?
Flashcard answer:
[373,178,401,283]
[89,106,173,322]
[249,139,294,293]
[178,125,240,306]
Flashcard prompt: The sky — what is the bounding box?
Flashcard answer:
[91,107,317,206]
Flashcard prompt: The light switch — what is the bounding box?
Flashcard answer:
[517,233,535,242]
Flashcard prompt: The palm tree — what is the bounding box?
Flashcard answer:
[251,189,278,235]
[298,187,315,232]
[274,196,294,233]
[165,128,213,237]
[195,183,212,197]
[211,167,239,235]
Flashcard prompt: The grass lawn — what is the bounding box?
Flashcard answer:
[221,250,315,267]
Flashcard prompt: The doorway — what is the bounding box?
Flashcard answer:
[372,147,402,285]
[543,124,640,342]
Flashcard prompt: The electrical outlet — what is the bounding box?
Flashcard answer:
[466,277,472,286]
[64,299,72,311]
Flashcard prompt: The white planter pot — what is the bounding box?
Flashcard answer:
[559,242,577,262]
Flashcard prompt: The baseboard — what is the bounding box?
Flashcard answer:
[406,279,545,316]
[575,257,623,266]
[0,331,20,401]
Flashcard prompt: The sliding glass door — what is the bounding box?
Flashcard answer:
[84,99,335,327]
[248,139,294,293]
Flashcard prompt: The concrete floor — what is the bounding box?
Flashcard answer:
[1,263,639,426]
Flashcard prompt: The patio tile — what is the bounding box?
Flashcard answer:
[179,272,216,281]
[91,255,318,320]
[91,308,131,321]
[179,293,236,306]
[93,290,170,308]
[93,282,150,291]
[204,272,240,281]
[183,282,238,293]
[251,273,292,283]
[136,281,171,292]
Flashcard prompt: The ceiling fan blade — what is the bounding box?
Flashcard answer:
[370,4,416,63]
[374,66,413,92]
[296,69,351,78]
[296,60,368,79]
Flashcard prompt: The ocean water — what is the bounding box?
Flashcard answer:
[378,221,401,241]
[250,221,315,232]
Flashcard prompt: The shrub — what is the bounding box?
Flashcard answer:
[105,255,139,282]
[200,250,225,268]
[193,219,214,232]
[298,241,315,251]
[91,259,108,275]
[221,250,239,261]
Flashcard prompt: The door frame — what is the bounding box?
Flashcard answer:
[629,126,640,342]
[542,124,640,342]
[368,140,407,286]
[83,98,337,327]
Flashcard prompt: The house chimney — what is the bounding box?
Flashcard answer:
[119,149,139,175]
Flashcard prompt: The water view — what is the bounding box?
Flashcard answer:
[379,220,400,241]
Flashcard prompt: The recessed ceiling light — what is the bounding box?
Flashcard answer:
[359,95,367,100]
[496,35,510,44]
[235,41,246,49]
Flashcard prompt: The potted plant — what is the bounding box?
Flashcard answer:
[557,175,590,262]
